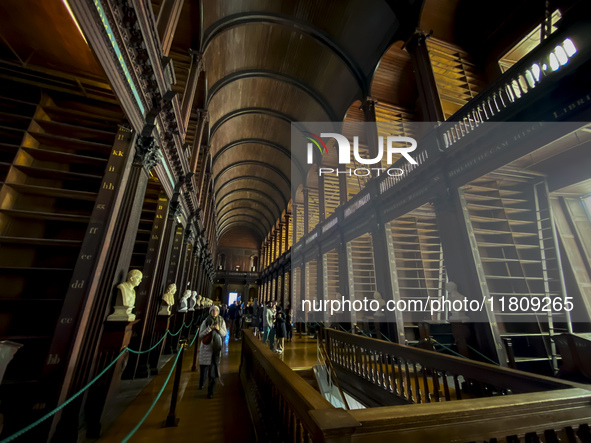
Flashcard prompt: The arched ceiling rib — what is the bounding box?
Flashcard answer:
[217,198,276,231]
[202,0,423,242]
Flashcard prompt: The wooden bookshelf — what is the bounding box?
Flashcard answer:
[0,85,122,411]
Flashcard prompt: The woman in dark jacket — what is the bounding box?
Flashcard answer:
[274,305,287,354]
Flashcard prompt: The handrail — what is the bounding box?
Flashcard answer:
[242,329,591,442]
[324,328,577,404]
[346,388,591,442]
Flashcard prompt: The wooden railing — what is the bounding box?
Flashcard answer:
[324,328,573,406]
[241,329,591,442]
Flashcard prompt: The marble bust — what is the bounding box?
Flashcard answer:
[178,290,191,313]
[158,283,177,316]
[107,269,142,321]
[188,291,197,311]
[195,294,203,308]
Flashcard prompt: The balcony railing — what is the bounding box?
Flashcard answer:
[241,330,591,442]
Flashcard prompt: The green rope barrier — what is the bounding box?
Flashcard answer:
[127,330,169,355]
[189,328,200,347]
[121,347,183,443]
[467,345,501,366]
[0,348,128,443]
[169,324,184,336]
[0,319,193,442]
[431,340,468,359]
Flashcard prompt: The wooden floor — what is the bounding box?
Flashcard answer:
[97,332,319,442]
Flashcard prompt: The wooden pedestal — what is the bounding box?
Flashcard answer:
[166,312,186,354]
[149,315,172,375]
[85,320,139,438]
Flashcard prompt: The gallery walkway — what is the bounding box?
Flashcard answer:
[94,332,319,442]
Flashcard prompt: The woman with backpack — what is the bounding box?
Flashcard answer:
[198,305,227,398]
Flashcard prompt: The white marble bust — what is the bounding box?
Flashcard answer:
[196,294,203,308]
[158,283,177,316]
[178,289,191,313]
[107,269,142,321]
[188,291,197,311]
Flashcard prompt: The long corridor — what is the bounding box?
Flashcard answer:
[96,333,318,442]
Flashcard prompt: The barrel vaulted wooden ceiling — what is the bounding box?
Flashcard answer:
[0,0,557,245]
[197,0,424,243]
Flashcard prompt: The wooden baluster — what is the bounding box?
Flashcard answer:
[577,424,591,441]
[564,426,577,443]
[442,372,451,401]
[405,360,414,402]
[289,412,295,442]
[414,363,422,403]
[397,358,405,399]
[391,356,399,396]
[432,370,441,402]
[379,352,386,388]
[369,350,377,383]
[422,366,431,403]
[453,375,462,400]
[296,418,302,443]
[543,429,560,443]
[384,353,392,392]
[355,345,362,375]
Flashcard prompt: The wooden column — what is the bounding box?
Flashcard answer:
[318,174,326,222]
[406,31,445,122]
[284,213,290,251]
[292,203,298,246]
[48,134,161,440]
[303,188,310,235]
[339,173,348,204]
[180,53,203,134]
[361,97,381,166]
[166,224,184,288]
[156,0,185,57]
[144,203,179,374]
[124,193,170,379]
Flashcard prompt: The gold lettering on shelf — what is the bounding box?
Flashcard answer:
[112,150,124,157]
[47,354,61,365]
[60,318,73,324]
[96,204,106,210]
[108,165,116,172]
[89,227,99,234]
[71,280,85,288]
[102,182,115,190]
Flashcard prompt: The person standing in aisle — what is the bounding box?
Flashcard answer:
[267,301,277,351]
[274,305,287,353]
[198,305,227,399]
[286,308,293,342]
[262,301,273,344]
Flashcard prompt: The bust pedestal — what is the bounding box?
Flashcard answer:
[0,341,23,435]
[166,312,186,354]
[149,314,173,375]
[85,320,139,438]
